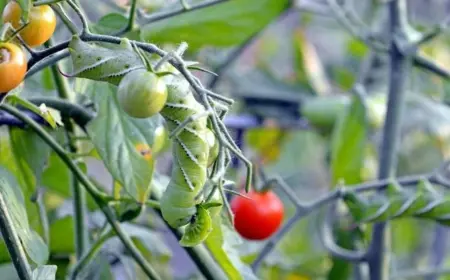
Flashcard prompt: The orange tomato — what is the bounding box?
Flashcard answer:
[0,42,27,93]
[2,2,56,47]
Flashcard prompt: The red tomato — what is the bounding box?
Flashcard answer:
[230,189,284,240]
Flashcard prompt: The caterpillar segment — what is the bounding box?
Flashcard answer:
[343,181,450,227]
[159,78,214,243]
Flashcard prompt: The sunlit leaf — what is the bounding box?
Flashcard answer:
[0,166,49,265]
[32,265,57,280]
[205,216,259,280]
[292,28,331,96]
[90,13,128,35]
[49,216,75,254]
[141,0,289,51]
[84,81,162,202]
[330,94,367,186]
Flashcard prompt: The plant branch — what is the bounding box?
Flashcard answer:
[413,55,450,79]
[0,104,161,280]
[320,202,368,262]
[367,1,411,279]
[0,191,32,280]
[52,3,79,35]
[141,0,229,25]
[392,267,450,279]
[70,229,115,279]
[46,38,90,260]
[34,0,65,6]
[27,97,95,127]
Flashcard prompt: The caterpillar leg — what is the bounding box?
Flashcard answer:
[169,110,212,139]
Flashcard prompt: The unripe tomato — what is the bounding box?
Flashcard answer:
[0,42,27,93]
[2,2,57,47]
[230,189,284,240]
[117,69,168,119]
[153,125,168,155]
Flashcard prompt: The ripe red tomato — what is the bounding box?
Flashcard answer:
[230,189,284,240]
[2,2,57,47]
[0,42,27,93]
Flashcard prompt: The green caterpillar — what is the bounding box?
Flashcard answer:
[68,36,222,245]
[343,180,450,226]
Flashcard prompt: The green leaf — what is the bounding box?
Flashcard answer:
[141,0,289,51]
[32,265,57,280]
[292,28,330,96]
[41,152,97,210]
[90,13,128,35]
[205,216,258,280]
[0,166,49,266]
[84,82,162,202]
[0,263,20,280]
[9,128,54,233]
[49,216,74,254]
[330,94,367,186]
[16,0,31,22]
[124,224,172,279]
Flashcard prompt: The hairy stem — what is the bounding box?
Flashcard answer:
[367,1,411,279]
[46,38,90,260]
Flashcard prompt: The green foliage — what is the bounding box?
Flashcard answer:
[141,0,290,51]
[330,94,367,186]
[0,166,49,265]
[82,81,161,202]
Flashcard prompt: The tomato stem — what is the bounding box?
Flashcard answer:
[4,22,30,43]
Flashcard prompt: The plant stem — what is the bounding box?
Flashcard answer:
[34,0,65,6]
[367,1,411,279]
[46,38,90,260]
[0,104,161,280]
[70,229,115,279]
[141,0,229,24]
[126,0,138,31]
[52,3,79,35]
[0,191,32,280]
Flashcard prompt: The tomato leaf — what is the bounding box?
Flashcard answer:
[0,165,49,266]
[32,265,57,280]
[16,0,31,22]
[204,216,258,280]
[49,216,75,254]
[90,13,128,35]
[41,152,98,210]
[83,81,163,202]
[141,0,289,51]
[330,94,368,186]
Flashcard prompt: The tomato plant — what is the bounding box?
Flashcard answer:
[117,69,168,118]
[2,2,56,47]
[0,0,448,279]
[0,42,26,93]
[230,189,284,240]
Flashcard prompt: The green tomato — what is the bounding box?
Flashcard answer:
[117,69,168,118]
[153,125,168,155]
